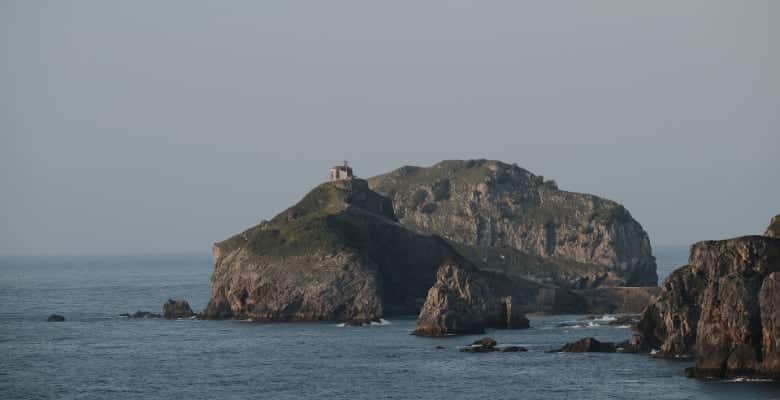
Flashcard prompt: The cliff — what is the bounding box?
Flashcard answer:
[368,159,657,288]
[204,179,487,322]
[638,217,780,379]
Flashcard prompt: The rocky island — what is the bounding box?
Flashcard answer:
[638,215,780,379]
[203,160,660,334]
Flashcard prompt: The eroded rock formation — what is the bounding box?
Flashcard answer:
[368,160,657,288]
[414,259,530,336]
[638,217,780,379]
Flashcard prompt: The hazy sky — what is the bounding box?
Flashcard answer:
[2,1,778,254]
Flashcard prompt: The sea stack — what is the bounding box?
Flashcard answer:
[414,259,530,336]
[638,215,780,379]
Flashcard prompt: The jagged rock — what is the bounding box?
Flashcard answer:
[766,215,780,238]
[368,160,657,288]
[47,314,65,322]
[550,337,616,353]
[414,260,530,336]
[638,223,780,379]
[163,299,194,319]
[121,311,162,319]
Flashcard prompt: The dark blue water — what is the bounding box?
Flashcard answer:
[2,247,778,400]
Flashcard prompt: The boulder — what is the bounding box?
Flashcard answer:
[163,299,194,319]
[47,314,65,322]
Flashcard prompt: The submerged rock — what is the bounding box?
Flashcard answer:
[163,299,194,319]
[550,337,616,353]
[414,260,530,336]
[638,217,780,379]
[121,311,162,319]
[459,337,527,353]
[500,346,528,352]
[472,337,497,347]
[368,159,657,288]
[47,314,65,322]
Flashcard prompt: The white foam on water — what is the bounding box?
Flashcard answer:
[724,377,776,383]
[593,315,617,322]
[370,319,391,326]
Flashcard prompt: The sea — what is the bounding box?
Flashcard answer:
[1,245,778,400]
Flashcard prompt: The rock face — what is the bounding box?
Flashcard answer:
[163,299,194,319]
[368,160,657,288]
[638,229,780,379]
[766,215,780,238]
[203,179,478,323]
[414,259,530,336]
[47,314,65,322]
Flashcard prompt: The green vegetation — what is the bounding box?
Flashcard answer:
[216,179,394,258]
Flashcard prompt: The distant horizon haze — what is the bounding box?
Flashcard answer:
[2,1,778,255]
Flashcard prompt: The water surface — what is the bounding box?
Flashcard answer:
[1,249,777,400]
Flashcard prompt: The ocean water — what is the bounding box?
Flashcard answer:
[1,247,778,400]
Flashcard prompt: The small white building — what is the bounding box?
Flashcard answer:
[329,161,354,181]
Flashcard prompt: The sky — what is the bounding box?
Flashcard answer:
[1,1,778,255]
